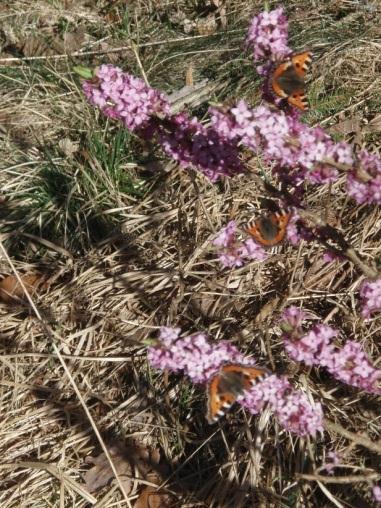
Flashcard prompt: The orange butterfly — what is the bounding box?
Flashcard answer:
[206,364,270,424]
[271,52,312,111]
[247,210,292,247]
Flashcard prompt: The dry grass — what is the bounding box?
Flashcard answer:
[0,0,381,506]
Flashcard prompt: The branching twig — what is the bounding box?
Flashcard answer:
[324,419,381,456]
[297,472,379,484]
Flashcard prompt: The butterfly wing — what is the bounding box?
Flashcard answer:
[247,212,291,247]
[270,211,291,243]
[287,90,309,111]
[206,374,237,424]
[291,52,312,78]
[271,61,291,99]
[206,364,270,424]
[271,52,312,110]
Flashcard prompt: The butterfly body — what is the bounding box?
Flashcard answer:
[206,364,269,424]
[247,211,291,247]
[271,52,312,110]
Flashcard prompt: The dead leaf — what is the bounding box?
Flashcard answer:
[196,15,217,35]
[84,444,133,494]
[363,114,381,133]
[58,138,79,158]
[255,296,280,323]
[0,273,48,304]
[21,36,53,57]
[62,28,85,53]
[134,485,173,508]
[20,28,85,58]
[84,442,163,494]
[328,116,361,137]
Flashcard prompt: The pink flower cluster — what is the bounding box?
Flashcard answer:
[373,485,381,503]
[242,375,323,436]
[82,59,381,201]
[322,450,340,474]
[158,113,243,182]
[83,66,242,182]
[211,101,354,185]
[148,327,324,436]
[286,211,304,245]
[213,221,267,268]
[281,307,381,394]
[82,10,381,205]
[347,150,381,204]
[359,277,381,319]
[83,64,170,131]
[246,7,291,62]
[147,326,244,384]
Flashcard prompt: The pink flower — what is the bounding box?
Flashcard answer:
[328,341,381,393]
[281,307,381,394]
[246,7,291,62]
[373,485,381,503]
[281,306,307,332]
[148,327,244,384]
[159,113,243,182]
[322,451,340,474]
[286,212,303,245]
[213,221,267,268]
[213,220,236,248]
[148,327,324,436]
[210,102,356,186]
[359,277,381,319]
[83,64,170,131]
[242,375,323,436]
[284,324,337,366]
[347,150,381,205]
[323,250,345,263]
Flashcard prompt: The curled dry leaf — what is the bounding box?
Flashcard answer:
[363,114,381,133]
[62,27,85,53]
[19,28,85,58]
[255,296,280,323]
[196,15,217,35]
[0,273,48,304]
[58,138,79,158]
[134,485,173,508]
[328,116,361,137]
[84,442,164,495]
[21,36,51,57]
[84,444,133,494]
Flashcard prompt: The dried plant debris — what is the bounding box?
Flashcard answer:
[0,1,381,507]
[0,273,48,304]
[134,485,173,508]
[84,441,173,505]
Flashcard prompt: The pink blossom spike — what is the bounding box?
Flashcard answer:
[148,327,244,384]
[242,375,324,437]
[373,485,381,503]
[83,64,170,131]
[322,451,341,475]
[246,7,292,62]
[359,277,381,319]
[213,221,267,268]
[281,308,381,394]
[347,150,381,205]
[147,327,324,436]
